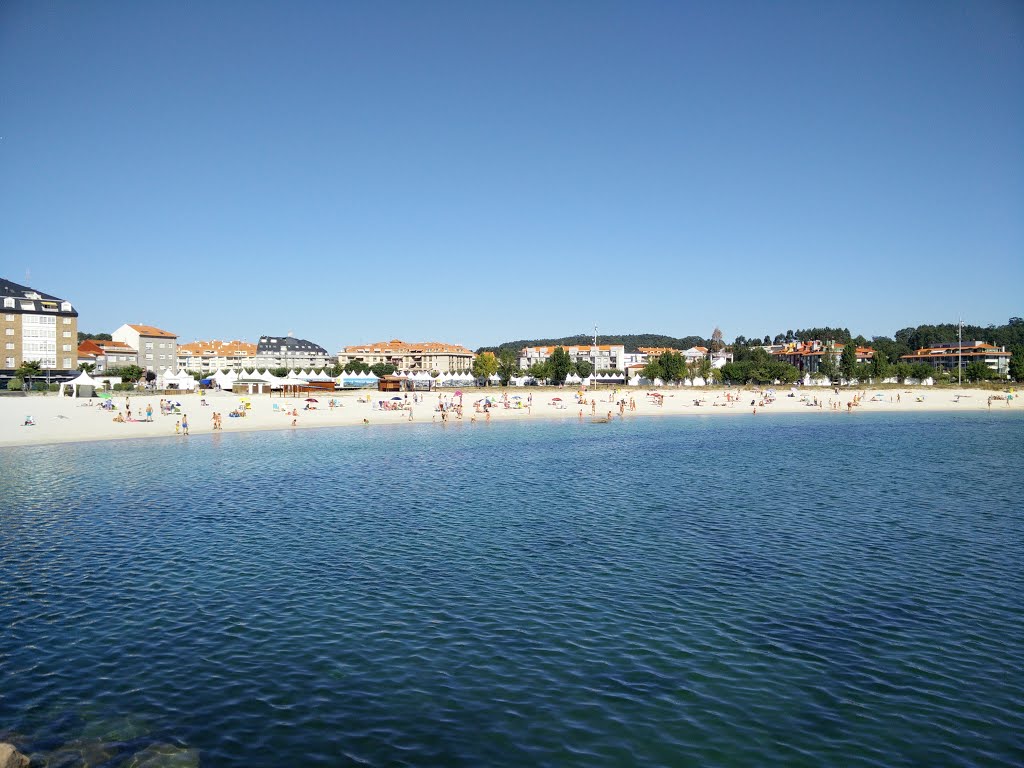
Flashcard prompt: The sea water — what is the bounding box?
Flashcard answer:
[1,412,1022,767]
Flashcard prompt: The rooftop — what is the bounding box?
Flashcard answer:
[127,324,176,338]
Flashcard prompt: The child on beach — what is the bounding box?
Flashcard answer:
[175,420,180,434]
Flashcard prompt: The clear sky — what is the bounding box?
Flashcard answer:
[2,1,1021,350]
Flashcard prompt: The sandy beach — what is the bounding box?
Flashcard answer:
[0,385,1017,449]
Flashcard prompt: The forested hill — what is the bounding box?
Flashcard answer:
[737,318,1024,350]
[478,334,709,355]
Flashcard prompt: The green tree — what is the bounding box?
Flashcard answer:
[574,359,594,379]
[965,360,995,382]
[78,362,96,373]
[472,351,499,383]
[527,361,551,380]
[496,348,519,385]
[7,377,24,391]
[120,365,144,383]
[870,348,890,380]
[840,343,858,381]
[16,360,43,390]
[370,363,396,378]
[548,347,572,385]
[817,351,838,382]
[658,351,686,383]
[1009,346,1024,382]
[641,358,663,382]
[719,362,745,384]
[696,355,712,384]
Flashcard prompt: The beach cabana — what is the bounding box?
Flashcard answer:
[60,370,99,398]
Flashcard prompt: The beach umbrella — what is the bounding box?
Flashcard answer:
[305,398,319,402]
[390,396,403,401]
[98,392,112,399]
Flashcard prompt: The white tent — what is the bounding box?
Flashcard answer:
[172,370,197,391]
[628,375,641,387]
[565,372,582,384]
[60,370,99,398]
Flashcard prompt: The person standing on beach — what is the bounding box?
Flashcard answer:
[181,414,189,435]
[146,404,153,421]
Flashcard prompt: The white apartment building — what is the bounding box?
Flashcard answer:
[1,277,78,386]
[518,344,626,372]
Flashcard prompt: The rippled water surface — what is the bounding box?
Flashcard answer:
[2,412,1023,767]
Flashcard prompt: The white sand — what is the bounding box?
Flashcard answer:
[0,385,1017,448]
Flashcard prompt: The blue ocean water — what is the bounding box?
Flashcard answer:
[1,412,1023,767]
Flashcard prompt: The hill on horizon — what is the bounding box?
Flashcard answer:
[477,334,710,355]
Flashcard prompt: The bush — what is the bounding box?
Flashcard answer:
[32,382,49,392]
[48,383,61,392]
[113,382,136,391]
[7,377,24,391]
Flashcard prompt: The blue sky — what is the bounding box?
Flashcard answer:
[2,1,1021,350]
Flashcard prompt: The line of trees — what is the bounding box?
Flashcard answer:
[478,333,709,356]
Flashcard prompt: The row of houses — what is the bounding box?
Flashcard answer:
[0,276,1014,386]
[766,339,1010,377]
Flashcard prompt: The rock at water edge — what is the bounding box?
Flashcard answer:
[0,743,30,768]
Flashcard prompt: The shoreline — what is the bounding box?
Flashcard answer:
[0,385,1017,449]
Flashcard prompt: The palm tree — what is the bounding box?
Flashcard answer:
[16,360,43,390]
[78,362,96,373]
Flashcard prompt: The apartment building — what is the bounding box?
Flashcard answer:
[900,341,1009,377]
[178,340,257,373]
[1,278,78,386]
[770,340,874,375]
[256,334,333,370]
[112,324,178,372]
[518,344,626,372]
[338,339,475,372]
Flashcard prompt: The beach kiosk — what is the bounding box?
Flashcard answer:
[377,375,407,393]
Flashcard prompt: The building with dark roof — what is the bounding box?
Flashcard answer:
[1,277,79,387]
[256,334,333,370]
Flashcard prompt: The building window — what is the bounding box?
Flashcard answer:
[5,357,14,367]
[3,298,13,308]
[62,331,71,338]
[145,353,153,360]
[63,357,72,368]
[63,318,72,324]
[61,302,72,312]
[145,342,154,350]
[5,314,13,321]
[5,329,12,336]
[62,344,71,351]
